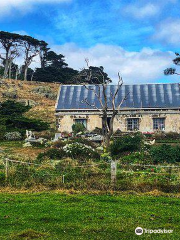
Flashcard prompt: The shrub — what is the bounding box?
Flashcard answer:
[110,133,143,158]
[32,86,57,100]
[100,152,112,162]
[2,89,18,99]
[63,142,100,161]
[68,137,97,149]
[37,148,65,162]
[52,140,66,149]
[4,132,22,141]
[0,125,6,140]
[121,152,146,164]
[0,172,5,186]
[91,127,102,135]
[72,123,86,135]
[150,144,180,164]
[165,132,180,140]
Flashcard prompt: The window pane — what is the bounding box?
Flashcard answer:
[75,119,87,128]
[127,118,139,131]
[153,118,165,130]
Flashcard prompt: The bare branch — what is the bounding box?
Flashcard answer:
[117,92,130,111]
[81,98,101,112]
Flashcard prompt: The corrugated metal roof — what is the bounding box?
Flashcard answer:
[56,83,180,110]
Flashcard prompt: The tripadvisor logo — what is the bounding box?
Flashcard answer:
[135,227,173,235]
[135,227,143,235]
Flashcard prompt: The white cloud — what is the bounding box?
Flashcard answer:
[153,19,180,45]
[51,43,176,84]
[0,0,71,16]
[124,3,160,19]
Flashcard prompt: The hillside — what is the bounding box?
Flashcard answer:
[0,79,59,126]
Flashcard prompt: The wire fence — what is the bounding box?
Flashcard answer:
[0,158,180,192]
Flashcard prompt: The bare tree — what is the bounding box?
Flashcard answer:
[82,59,129,147]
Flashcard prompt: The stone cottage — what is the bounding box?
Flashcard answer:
[55,83,180,133]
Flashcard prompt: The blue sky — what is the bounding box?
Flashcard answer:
[0,0,180,83]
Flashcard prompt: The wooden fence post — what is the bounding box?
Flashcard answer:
[111,160,117,185]
[62,175,65,184]
[5,158,9,180]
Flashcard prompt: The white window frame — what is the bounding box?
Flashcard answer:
[127,118,139,131]
[153,118,165,131]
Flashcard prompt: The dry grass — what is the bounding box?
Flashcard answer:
[0,79,59,124]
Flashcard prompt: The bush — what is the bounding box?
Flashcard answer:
[0,125,6,140]
[72,123,86,135]
[68,137,97,149]
[150,144,180,164]
[63,142,100,161]
[110,133,143,158]
[32,86,57,100]
[52,140,66,149]
[4,132,22,141]
[0,172,5,186]
[121,152,146,164]
[91,127,102,135]
[154,132,180,140]
[2,89,18,99]
[37,148,65,162]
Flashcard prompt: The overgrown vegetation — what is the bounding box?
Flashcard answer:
[110,133,143,159]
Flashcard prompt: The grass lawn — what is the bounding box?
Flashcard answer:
[0,192,179,239]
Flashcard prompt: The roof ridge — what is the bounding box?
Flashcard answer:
[59,83,180,87]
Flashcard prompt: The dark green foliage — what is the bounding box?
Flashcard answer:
[46,51,68,68]
[110,133,143,158]
[33,66,78,83]
[121,152,146,164]
[150,144,180,164]
[91,127,102,134]
[0,100,49,137]
[76,66,112,84]
[0,172,5,186]
[72,123,86,135]
[0,100,31,116]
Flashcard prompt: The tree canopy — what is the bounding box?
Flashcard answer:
[0,31,111,84]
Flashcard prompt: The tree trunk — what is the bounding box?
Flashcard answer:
[102,114,116,148]
[3,54,9,79]
[8,59,12,79]
[3,47,12,79]
[24,65,28,81]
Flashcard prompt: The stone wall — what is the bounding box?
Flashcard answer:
[56,111,180,133]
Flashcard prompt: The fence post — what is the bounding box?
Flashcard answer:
[5,158,9,180]
[111,160,117,185]
[62,175,65,184]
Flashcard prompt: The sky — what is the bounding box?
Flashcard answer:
[0,0,180,84]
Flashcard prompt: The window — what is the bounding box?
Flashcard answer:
[75,119,87,128]
[153,118,165,131]
[127,118,139,131]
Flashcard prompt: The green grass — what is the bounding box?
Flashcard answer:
[0,192,179,239]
